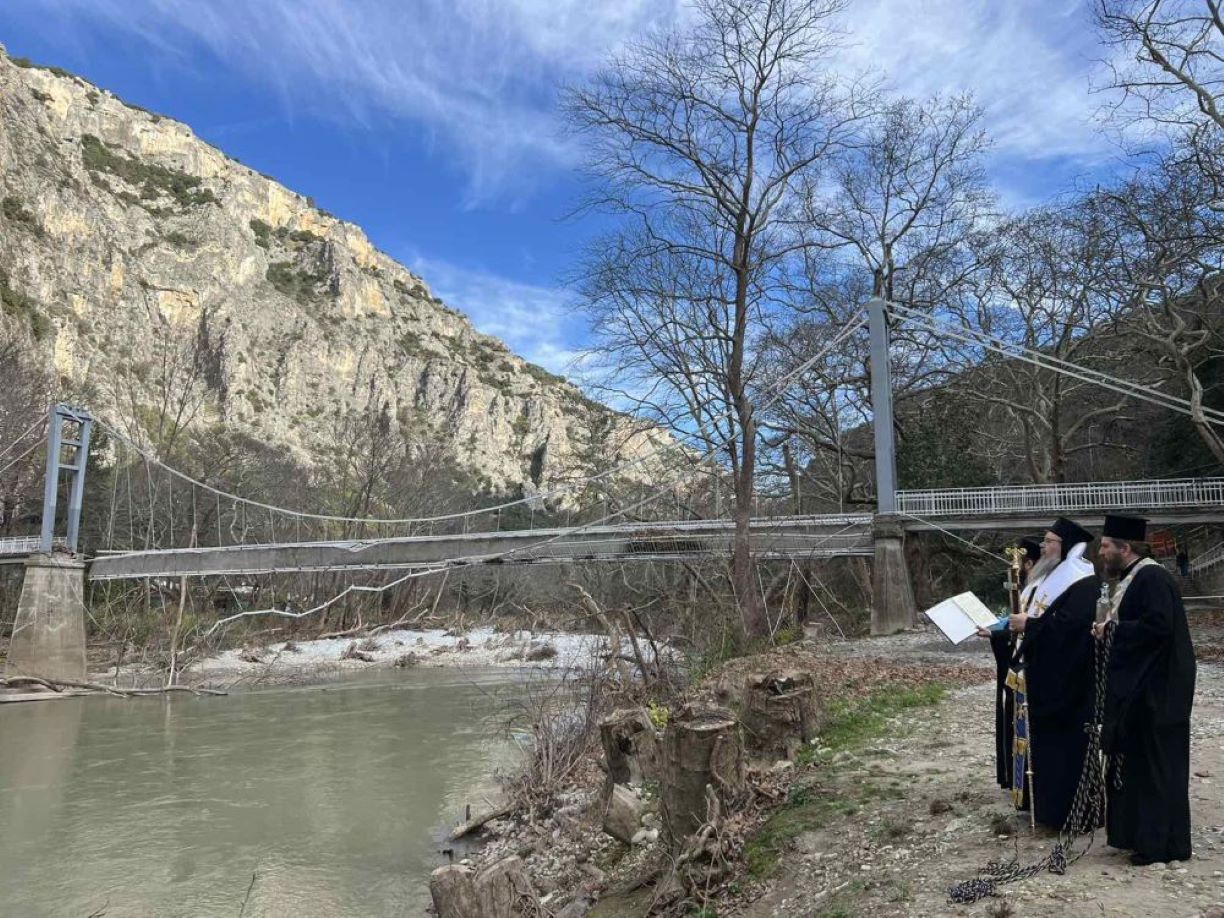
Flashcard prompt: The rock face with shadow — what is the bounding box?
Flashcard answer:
[0,47,663,497]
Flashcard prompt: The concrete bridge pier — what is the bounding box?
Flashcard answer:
[5,554,87,683]
[871,515,918,635]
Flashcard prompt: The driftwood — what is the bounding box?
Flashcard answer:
[570,583,634,682]
[450,803,513,841]
[0,676,226,697]
[318,616,364,641]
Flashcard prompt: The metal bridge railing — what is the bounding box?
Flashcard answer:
[1191,541,1224,576]
[0,536,67,556]
[897,478,1224,518]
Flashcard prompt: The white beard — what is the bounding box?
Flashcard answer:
[1028,554,1059,584]
[1020,542,1095,617]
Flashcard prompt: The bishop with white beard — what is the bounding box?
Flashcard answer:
[1006,516,1102,829]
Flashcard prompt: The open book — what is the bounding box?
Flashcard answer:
[922,591,1005,644]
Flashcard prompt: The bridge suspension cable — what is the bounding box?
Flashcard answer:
[0,437,43,479]
[0,416,46,463]
[94,310,870,532]
[189,311,876,631]
[886,301,1224,429]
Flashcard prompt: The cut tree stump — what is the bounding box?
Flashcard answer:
[658,704,744,847]
[429,865,481,918]
[474,856,540,917]
[430,856,540,918]
[739,670,822,761]
[599,707,657,789]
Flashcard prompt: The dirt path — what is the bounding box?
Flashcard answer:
[743,643,1224,917]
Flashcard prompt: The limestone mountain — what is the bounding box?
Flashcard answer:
[0,47,657,502]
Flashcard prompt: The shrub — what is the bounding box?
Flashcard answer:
[162,230,196,249]
[0,270,50,340]
[1,196,43,237]
[80,134,218,210]
[249,218,273,248]
[266,260,327,305]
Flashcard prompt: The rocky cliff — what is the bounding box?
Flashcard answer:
[0,48,648,499]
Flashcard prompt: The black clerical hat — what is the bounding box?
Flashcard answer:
[1019,538,1041,563]
[1102,514,1147,542]
[1049,517,1093,546]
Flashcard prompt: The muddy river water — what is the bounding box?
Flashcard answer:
[0,667,522,917]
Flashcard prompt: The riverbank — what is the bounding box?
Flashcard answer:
[452,624,1224,918]
[74,627,619,691]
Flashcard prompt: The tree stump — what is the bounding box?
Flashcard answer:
[430,857,540,918]
[474,855,540,917]
[739,671,821,760]
[599,707,657,788]
[658,704,744,847]
[429,865,481,918]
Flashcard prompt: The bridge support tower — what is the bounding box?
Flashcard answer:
[868,299,918,634]
[5,554,88,682]
[5,405,93,683]
[870,514,918,634]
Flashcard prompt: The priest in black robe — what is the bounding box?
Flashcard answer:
[984,537,1041,789]
[1095,514,1196,865]
[1007,517,1101,828]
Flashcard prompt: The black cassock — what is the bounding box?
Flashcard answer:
[988,629,1017,790]
[1016,575,1101,828]
[1104,562,1197,863]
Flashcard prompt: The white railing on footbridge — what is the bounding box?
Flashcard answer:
[1191,541,1224,576]
[897,478,1224,518]
[0,536,67,557]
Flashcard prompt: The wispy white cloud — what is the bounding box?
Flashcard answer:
[25,0,682,205]
[23,0,1122,206]
[841,0,1113,166]
[407,254,586,378]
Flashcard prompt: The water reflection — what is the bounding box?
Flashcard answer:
[0,669,520,917]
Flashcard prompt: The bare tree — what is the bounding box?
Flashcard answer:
[1098,0,1224,137]
[1089,153,1224,464]
[806,93,993,303]
[566,0,870,639]
[1092,3,1224,464]
[106,318,216,460]
[762,94,993,506]
[954,206,1137,483]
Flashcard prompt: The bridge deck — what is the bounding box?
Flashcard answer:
[32,477,1224,581]
[87,515,874,580]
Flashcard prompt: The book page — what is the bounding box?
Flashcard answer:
[922,592,998,644]
[956,592,999,629]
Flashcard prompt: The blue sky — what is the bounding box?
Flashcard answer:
[0,0,1121,379]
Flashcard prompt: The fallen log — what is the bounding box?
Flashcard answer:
[0,676,226,697]
[450,803,513,841]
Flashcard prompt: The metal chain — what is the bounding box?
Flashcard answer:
[948,623,1117,904]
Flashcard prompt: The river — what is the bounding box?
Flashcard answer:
[0,668,523,917]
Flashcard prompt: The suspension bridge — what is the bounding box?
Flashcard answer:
[3,298,1222,682]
